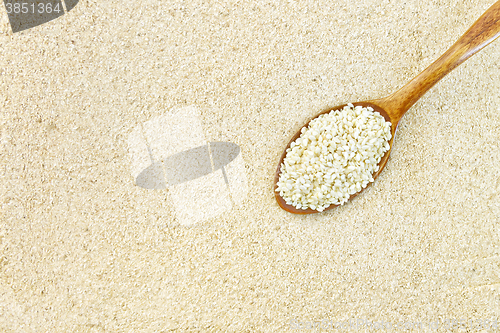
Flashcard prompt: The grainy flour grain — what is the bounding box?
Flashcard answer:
[276,104,392,211]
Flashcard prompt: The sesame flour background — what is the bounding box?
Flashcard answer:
[1,0,499,331]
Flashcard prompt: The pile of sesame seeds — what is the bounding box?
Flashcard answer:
[276,103,392,211]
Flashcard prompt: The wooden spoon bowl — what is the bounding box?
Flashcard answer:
[274,0,500,214]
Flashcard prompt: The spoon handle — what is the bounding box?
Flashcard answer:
[376,0,500,122]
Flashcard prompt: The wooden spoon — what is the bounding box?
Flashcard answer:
[274,1,500,214]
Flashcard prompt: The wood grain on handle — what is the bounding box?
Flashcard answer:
[374,0,500,123]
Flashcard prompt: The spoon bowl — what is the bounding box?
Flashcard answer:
[274,102,396,214]
[274,0,500,214]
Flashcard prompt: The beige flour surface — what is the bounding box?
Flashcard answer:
[1,0,500,331]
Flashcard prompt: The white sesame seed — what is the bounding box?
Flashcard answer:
[276,104,392,211]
